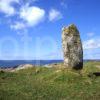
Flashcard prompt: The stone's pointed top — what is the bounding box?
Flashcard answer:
[62,24,79,35]
[62,24,77,31]
[69,24,76,26]
[68,24,77,28]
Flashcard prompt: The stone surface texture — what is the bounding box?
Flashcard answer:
[62,24,83,69]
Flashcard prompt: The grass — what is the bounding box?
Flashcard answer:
[0,61,100,100]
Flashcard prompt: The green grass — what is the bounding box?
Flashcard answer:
[0,61,100,100]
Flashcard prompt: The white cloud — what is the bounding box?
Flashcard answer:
[0,0,19,16]
[10,4,46,30]
[61,0,68,8]
[19,4,45,26]
[84,48,100,59]
[10,22,26,30]
[49,9,62,21]
[83,38,100,50]
[87,32,95,37]
[83,38,100,59]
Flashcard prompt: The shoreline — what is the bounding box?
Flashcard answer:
[0,60,100,72]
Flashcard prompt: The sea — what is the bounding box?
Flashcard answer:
[0,60,99,68]
[0,60,63,68]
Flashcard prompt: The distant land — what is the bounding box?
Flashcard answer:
[0,59,100,68]
[0,60,63,68]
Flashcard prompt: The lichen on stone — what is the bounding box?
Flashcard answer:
[62,24,83,70]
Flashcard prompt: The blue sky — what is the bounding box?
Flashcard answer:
[0,0,100,60]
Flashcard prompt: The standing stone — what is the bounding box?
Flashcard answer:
[62,24,83,69]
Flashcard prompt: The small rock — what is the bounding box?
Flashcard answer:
[11,64,34,72]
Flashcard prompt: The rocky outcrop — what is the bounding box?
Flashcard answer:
[0,64,34,72]
[11,64,34,72]
[62,24,83,69]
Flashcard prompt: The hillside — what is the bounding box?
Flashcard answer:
[0,61,100,100]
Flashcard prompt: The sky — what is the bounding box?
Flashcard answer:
[0,0,100,60]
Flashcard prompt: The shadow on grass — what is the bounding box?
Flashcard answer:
[88,72,100,78]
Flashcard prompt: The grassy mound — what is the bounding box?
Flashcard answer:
[0,61,100,100]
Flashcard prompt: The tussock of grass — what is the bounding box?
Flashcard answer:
[0,61,100,100]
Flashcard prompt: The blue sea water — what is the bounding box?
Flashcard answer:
[0,60,63,68]
[0,60,99,68]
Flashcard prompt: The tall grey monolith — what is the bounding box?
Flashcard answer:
[62,24,83,69]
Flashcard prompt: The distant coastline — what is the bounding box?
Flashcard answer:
[0,59,100,68]
[0,60,63,68]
